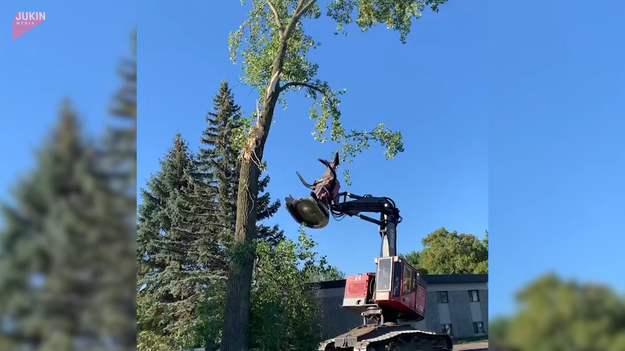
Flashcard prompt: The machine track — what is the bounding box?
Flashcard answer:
[319,324,453,351]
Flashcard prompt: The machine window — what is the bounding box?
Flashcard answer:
[376,258,392,291]
[392,262,402,297]
[402,264,413,294]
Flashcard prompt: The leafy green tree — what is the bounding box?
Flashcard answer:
[250,228,340,351]
[404,228,488,274]
[491,274,625,351]
[221,1,449,348]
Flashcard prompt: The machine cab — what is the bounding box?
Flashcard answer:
[374,256,426,321]
[342,256,427,322]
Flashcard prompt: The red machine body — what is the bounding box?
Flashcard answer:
[373,256,426,321]
[343,256,426,321]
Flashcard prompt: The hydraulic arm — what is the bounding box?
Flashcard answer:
[331,193,401,258]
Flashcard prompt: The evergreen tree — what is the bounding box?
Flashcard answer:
[137,134,224,350]
[197,81,283,248]
[104,28,137,202]
[0,31,138,351]
[178,81,284,350]
[93,29,138,350]
[0,101,112,350]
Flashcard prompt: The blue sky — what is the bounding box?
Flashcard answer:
[2,0,624,322]
[488,1,625,318]
[0,1,135,204]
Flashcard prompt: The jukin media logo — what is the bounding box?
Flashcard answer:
[13,12,46,40]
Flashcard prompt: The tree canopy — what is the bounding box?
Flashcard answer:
[403,227,488,274]
[491,274,625,351]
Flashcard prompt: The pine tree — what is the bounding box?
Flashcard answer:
[92,29,138,350]
[197,81,242,249]
[197,81,283,248]
[104,28,137,202]
[0,31,137,351]
[0,101,110,350]
[137,134,225,350]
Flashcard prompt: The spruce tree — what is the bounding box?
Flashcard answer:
[137,134,224,350]
[0,101,111,350]
[197,81,283,248]
[197,81,242,248]
[93,29,138,350]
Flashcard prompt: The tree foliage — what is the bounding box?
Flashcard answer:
[137,134,219,350]
[198,81,284,248]
[250,228,342,351]
[491,274,625,351]
[227,0,437,172]
[403,227,488,274]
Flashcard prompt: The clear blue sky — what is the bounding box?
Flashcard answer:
[2,0,624,323]
[0,1,135,204]
[488,1,625,318]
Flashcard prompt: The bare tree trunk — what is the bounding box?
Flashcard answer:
[220,3,313,349]
[220,160,259,351]
[220,74,281,351]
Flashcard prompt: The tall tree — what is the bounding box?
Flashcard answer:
[190,81,285,350]
[104,28,137,201]
[94,29,138,349]
[403,227,488,274]
[221,1,448,348]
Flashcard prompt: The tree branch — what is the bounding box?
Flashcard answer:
[286,0,316,37]
[279,81,324,94]
[266,0,282,31]
[299,0,317,18]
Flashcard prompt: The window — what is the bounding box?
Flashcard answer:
[441,324,453,335]
[469,290,480,302]
[402,265,413,295]
[473,321,485,334]
[392,262,402,297]
[437,291,448,304]
[376,258,392,291]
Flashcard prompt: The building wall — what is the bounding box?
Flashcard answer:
[421,283,488,338]
[316,286,361,339]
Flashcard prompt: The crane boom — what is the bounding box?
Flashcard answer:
[331,192,401,257]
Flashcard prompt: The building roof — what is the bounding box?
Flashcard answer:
[423,274,488,284]
[312,274,488,290]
